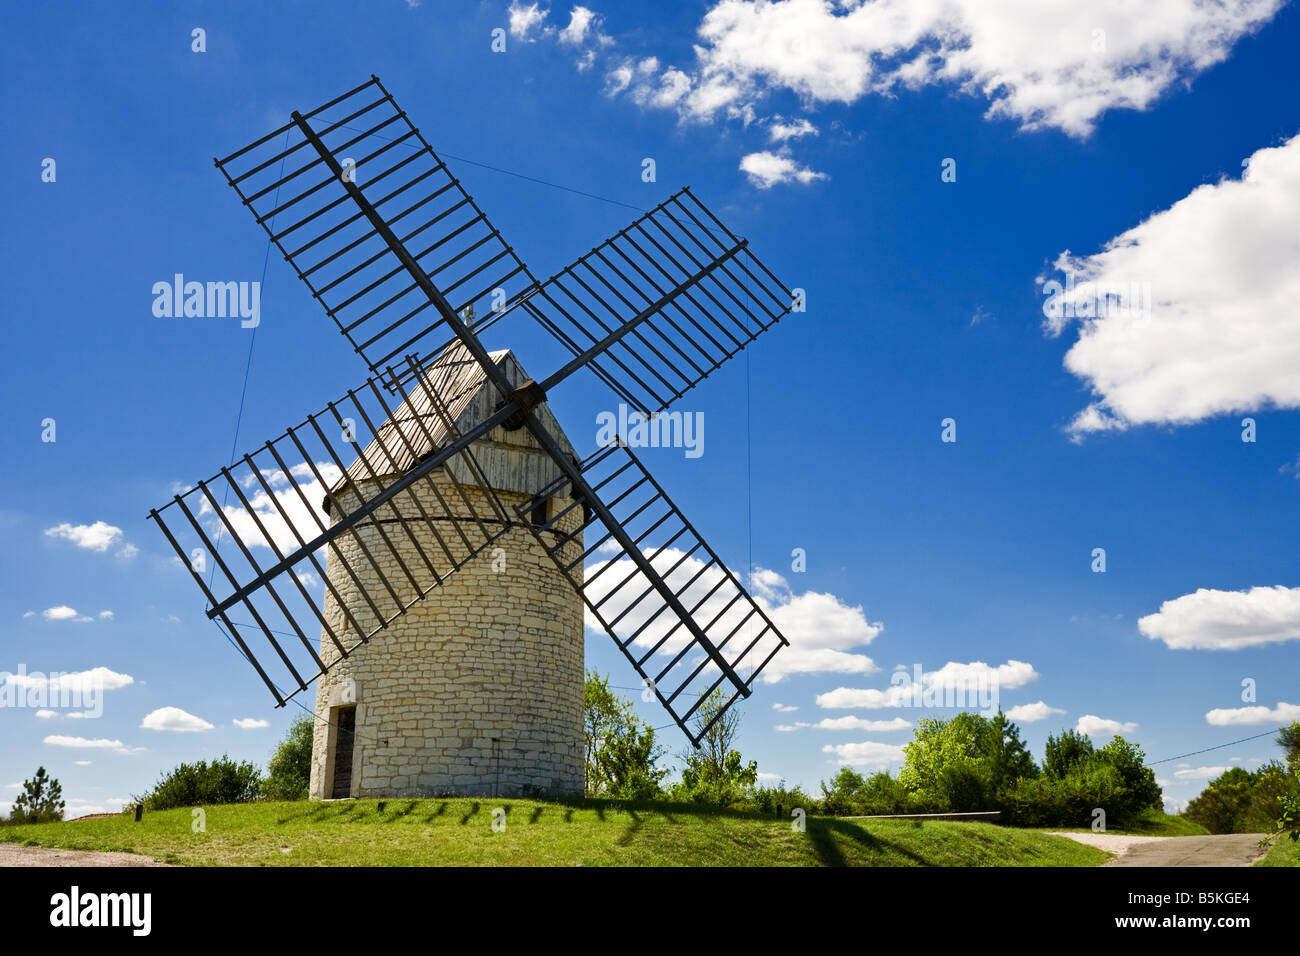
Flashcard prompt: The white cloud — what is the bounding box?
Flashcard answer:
[673,0,1281,136]
[200,462,341,553]
[34,710,57,719]
[1076,714,1138,737]
[22,610,34,619]
[814,716,911,731]
[44,520,123,552]
[924,660,1038,691]
[508,2,548,40]
[73,760,91,766]
[1044,134,1300,436]
[559,6,596,45]
[233,717,270,729]
[739,150,828,188]
[1173,765,1230,781]
[98,610,114,620]
[767,116,817,142]
[1205,702,1300,726]
[1005,701,1066,723]
[117,543,139,559]
[816,660,1038,709]
[583,553,881,683]
[822,740,905,769]
[42,606,90,622]
[141,707,214,732]
[33,709,94,719]
[2,666,135,694]
[1138,585,1300,651]
[43,735,141,754]
[772,702,798,712]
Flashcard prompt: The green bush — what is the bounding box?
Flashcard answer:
[263,715,314,801]
[1185,763,1299,834]
[136,755,261,811]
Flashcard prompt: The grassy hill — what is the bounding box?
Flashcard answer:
[1,798,1109,867]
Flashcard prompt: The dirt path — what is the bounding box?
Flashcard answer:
[0,843,172,867]
[1049,832,1267,867]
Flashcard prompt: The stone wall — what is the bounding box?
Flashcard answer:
[307,473,585,799]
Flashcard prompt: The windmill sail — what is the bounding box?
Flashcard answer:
[149,357,509,704]
[520,188,796,416]
[214,76,537,383]
[159,76,798,744]
[517,442,789,745]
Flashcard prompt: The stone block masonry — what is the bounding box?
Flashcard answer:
[308,475,585,800]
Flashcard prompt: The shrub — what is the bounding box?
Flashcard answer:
[263,715,314,801]
[136,755,261,810]
[1185,762,1299,834]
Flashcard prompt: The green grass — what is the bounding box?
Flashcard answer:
[1255,836,1300,867]
[0,799,1109,867]
[1040,811,1209,837]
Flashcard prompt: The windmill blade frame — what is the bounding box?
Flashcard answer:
[517,442,790,746]
[214,75,538,386]
[513,187,796,417]
[149,355,511,705]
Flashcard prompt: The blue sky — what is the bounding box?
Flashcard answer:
[3,0,1299,815]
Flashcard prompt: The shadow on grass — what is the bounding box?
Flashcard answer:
[805,818,929,868]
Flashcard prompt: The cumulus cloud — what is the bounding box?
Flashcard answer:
[141,707,214,733]
[1043,134,1300,436]
[2,667,135,694]
[203,462,342,553]
[583,553,882,683]
[1138,585,1300,651]
[814,716,911,731]
[559,5,597,45]
[767,116,817,142]
[42,606,89,622]
[1076,714,1137,737]
[1004,701,1066,723]
[602,0,1281,137]
[44,520,123,552]
[1205,702,1300,726]
[1173,765,1230,781]
[816,660,1038,709]
[507,2,548,40]
[43,735,142,754]
[739,150,828,188]
[233,717,270,729]
[772,702,799,712]
[822,740,906,768]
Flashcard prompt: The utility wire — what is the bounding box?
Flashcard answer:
[1147,728,1286,766]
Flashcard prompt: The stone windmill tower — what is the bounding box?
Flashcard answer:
[151,77,797,800]
[308,345,586,799]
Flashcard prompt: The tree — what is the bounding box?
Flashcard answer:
[671,689,757,806]
[985,711,1037,791]
[897,711,1037,812]
[8,767,65,824]
[1277,721,1300,772]
[1044,729,1094,779]
[263,715,314,801]
[820,767,867,815]
[1095,736,1161,817]
[583,671,668,798]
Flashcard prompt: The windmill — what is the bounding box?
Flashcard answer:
[149,77,796,791]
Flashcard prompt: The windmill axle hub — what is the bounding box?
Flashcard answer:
[501,379,547,431]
